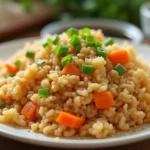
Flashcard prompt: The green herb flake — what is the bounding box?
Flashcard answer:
[114,64,126,75]
[52,34,60,44]
[14,60,21,67]
[38,88,50,97]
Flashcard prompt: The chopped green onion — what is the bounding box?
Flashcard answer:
[85,35,95,47]
[81,28,90,39]
[61,55,73,66]
[6,73,14,78]
[52,34,59,44]
[67,28,78,37]
[38,88,50,97]
[26,51,35,58]
[42,38,52,48]
[75,45,81,54]
[55,44,69,56]
[114,64,126,75]
[0,100,5,108]
[14,60,21,67]
[70,35,80,46]
[104,37,115,46]
[35,60,45,65]
[81,28,90,34]
[95,40,102,48]
[81,64,94,74]
[96,48,108,58]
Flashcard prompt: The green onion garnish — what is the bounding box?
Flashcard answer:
[81,28,90,34]
[85,35,95,47]
[81,64,94,74]
[35,60,45,65]
[55,44,69,56]
[42,38,52,48]
[38,88,50,97]
[61,55,73,66]
[104,37,115,46]
[0,100,5,108]
[70,35,80,46]
[14,60,21,67]
[67,28,78,37]
[75,45,81,54]
[26,51,35,58]
[81,28,90,39]
[96,48,108,58]
[52,34,59,44]
[95,40,102,48]
[114,64,126,75]
[6,73,14,78]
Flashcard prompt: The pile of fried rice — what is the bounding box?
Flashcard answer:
[0,28,150,139]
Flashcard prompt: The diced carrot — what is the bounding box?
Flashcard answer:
[108,50,129,66]
[5,61,19,74]
[21,102,37,121]
[56,111,84,128]
[93,91,115,109]
[63,64,81,77]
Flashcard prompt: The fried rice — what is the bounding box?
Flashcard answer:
[0,28,150,139]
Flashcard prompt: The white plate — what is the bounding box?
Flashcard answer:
[0,37,150,149]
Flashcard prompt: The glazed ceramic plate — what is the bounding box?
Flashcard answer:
[40,18,144,43]
[0,37,150,149]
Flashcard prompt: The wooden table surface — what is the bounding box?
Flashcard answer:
[0,27,150,150]
[1,135,150,150]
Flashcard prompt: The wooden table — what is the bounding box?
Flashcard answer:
[1,135,150,150]
[0,27,150,150]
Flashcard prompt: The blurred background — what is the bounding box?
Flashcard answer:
[0,0,150,43]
